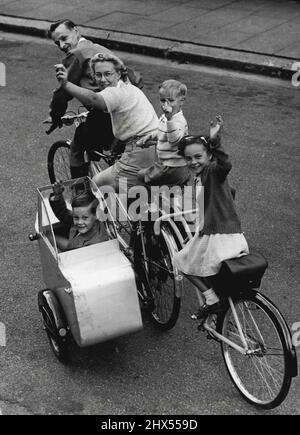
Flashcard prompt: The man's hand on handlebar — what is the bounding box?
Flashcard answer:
[42,115,63,134]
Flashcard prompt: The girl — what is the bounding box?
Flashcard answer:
[54,53,158,191]
[173,116,249,318]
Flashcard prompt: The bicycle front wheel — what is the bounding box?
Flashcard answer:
[218,291,296,409]
[48,140,71,184]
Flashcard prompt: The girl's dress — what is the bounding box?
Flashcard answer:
[173,138,249,277]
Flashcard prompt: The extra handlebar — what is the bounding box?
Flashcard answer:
[61,112,88,125]
[45,112,89,134]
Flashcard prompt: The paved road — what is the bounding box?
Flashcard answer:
[0,32,299,416]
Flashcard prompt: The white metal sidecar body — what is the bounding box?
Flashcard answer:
[32,180,142,348]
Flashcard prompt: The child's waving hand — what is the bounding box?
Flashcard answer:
[54,64,68,87]
[52,180,64,198]
[209,115,224,140]
[161,100,173,121]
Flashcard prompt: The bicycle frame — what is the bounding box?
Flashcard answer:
[202,298,252,355]
[154,207,197,244]
[92,182,131,251]
[85,150,116,177]
[154,208,263,356]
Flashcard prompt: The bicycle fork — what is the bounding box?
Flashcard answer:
[131,222,152,306]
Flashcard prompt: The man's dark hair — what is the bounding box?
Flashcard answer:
[48,19,76,38]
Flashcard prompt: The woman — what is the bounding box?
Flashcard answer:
[55,53,158,191]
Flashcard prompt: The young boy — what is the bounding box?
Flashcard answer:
[49,181,108,251]
[138,79,190,187]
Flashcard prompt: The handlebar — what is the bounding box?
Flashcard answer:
[61,112,88,125]
[153,208,198,235]
[45,112,89,135]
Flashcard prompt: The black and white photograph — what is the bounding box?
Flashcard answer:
[0,0,299,418]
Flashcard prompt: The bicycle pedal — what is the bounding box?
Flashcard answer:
[143,297,154,312]
[197,320,206,331]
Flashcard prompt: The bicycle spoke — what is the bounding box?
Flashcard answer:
[54,151,69,180]
[249,354,282,400]
[241,301,266,345]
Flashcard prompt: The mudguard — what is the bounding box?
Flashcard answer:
[38,289,68,336]
[254,291,298,378]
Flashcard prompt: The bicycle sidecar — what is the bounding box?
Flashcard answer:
[30,181,142,363]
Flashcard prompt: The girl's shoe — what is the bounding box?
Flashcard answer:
[193,301,224,319]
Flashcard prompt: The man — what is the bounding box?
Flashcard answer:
[44,20,141,178]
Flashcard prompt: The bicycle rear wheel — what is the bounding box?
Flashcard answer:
[48,140,71,184]
[217,291,296,409]
[136,223,181,330]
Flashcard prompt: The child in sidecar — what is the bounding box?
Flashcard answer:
[32,179,142,360]
[49,180,108,251]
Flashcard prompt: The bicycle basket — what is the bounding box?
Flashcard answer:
[213,251,268,296]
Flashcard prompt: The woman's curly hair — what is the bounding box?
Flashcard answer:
[90,53,128,82]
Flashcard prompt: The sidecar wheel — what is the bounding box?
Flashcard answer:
[46,332,69,364]
[38,290,71,364]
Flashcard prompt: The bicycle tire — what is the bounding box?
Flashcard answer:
[217,290,296,409]
[135,223,181,330]
[48,140,71,184]
[38,290,70,364]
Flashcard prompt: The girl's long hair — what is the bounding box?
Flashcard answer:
[178,135,211,157]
